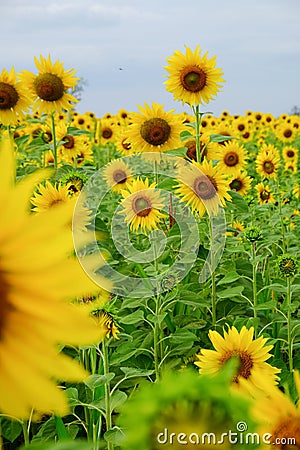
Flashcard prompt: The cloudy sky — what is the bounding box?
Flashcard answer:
[2,0,300,118]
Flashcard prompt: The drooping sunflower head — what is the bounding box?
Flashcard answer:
[126,102,184,153]
[103,159,133,193]
[119,177,166,233]
[118,368,256,450]
[20,54,79,114]
[175,159,231,217]
[164,45,225,106]
[195,326,280,395]
[0,67,32,126]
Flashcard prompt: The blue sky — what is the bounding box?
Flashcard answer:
[2,0,300,118]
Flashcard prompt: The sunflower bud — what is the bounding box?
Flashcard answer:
[277,254,298,278]
[244,226,262,242]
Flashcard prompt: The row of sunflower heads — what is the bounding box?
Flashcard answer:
[118,325,300,449]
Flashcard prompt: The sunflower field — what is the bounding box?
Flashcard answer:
[0,46,299,450]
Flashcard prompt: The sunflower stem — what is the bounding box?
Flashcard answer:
[208,219,217,328]
[50,113,58,170]
[277,186,287,253]
[251,242,258,336]
[102,338,114,450]
[286,277,293,372]
[193,105,202,162]
[21,420,30,446]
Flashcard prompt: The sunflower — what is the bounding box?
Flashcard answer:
[119,178,166,233]
[98,118,116,144]
[195,326,280,395]
[216,141,248,176]
[115,128,135,155]
[256,144,281,179]
[72,141,93,167]
[126,102,184,153]
[175,159,231,217]
[184,131,217,162]
[0,138,109,419]
[164,45,225,106]
[275,123,298,143]
[0,67,32,126]
[252,371,300,449]
[255,182,275,205]
[229,171,252,196]
[56,123,87,161]
[31,181,71,212]
[103,159,133,193]
[227,220,245,237]
[282,146,298,164]
[20,54,79,114]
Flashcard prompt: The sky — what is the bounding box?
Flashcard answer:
[2,0,300,118]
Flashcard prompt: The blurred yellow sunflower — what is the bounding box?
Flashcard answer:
[164,45,225,106]
[56,123,88,161]
[175,159,231,217]
[252,371,300,448]
[31,181,71,212]
[256,144,281,179]
[20,54,79,114]
[275,123,298,143]
[126,102,184,153]
[195,326,280,395]
[216,141,248,176]
[0,138,108,419]
[119,178,166,233]
[103,159,133,193]
[0,67,32,125]
[229,171,252,196]
[282,146,298,164]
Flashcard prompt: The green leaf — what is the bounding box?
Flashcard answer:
[164,147,188,157]
[217,271,241,286]
[228,190,249,212]
[180,130,194,141]
[104,427,125,445]
[0,417,22,442]
[147,313,167,325]
[120,367,154,378]
[54,416,71,441]
[120,310,144,324]
[84,373,115,390]
[170,329,198,344]
[21,441,93,450]
[93,390,127,412]
[217,285,244,298]
[209,133,235,143]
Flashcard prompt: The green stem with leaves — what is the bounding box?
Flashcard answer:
[286,277,293,372]
[192,105,201,162]
[50,113,58,169]
[102,339,114,450]
[251,242,258,334]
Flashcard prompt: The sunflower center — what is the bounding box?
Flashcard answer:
[287,150,295,158]
[0,269,12,339]
[42,130,52,143]
[263,160,275,174]
[284,129,293,138]
[102,128,113,139]
[180,65,207,92]
[272,417,300,449]
[185,140,207,162]
[193,175,217,200]
[0,82,19,110]
[224,151,239,167]
[230,179,242,191]
[133,196,152,217]
[62,135,75,149]
[34,73,65,101]
[113,170,127,184]
[237,124,246,131]
[221,351,253,381]
[140,118,171,146]
[260,190,270,201]
[121,138,131,151]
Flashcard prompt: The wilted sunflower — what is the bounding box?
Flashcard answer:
[164,45,225,106]
[252,371,300,449]
[0,67,32,125]
[229,171,252,196]
[195,326,280,395]
[20,54,79,114]
[0,138,108,419]
[119,177,166,233]
[216,141,248,176]
[255,182,275,205]
[256,144,281,179]
[103,159,133,193]
[126,102,184,153]
[175,159,231,217]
